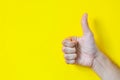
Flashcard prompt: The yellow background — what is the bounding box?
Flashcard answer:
[0,0,120,80]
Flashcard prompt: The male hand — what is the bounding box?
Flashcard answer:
[62,13,98,67]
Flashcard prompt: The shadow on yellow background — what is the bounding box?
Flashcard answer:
[0,0,120,80]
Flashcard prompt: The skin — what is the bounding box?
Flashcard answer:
[62,13,120,80]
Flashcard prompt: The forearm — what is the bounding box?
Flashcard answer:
[92,51,120,80]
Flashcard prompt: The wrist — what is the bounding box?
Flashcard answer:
[78,50,99,67]
[91,50,104,69]
[91,50,120,80]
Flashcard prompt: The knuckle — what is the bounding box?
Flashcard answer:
[65,54,77,59]
[63,47,76,53]
[62,47,66,52]
[66,60,75,64]
[63,41,75,47]
[62,39,66,45]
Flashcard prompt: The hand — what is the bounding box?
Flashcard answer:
[62,13,120,80]
[62,13,99,67]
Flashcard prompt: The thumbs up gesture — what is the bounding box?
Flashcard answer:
[62,13,99,67]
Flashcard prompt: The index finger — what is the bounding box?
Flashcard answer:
[62,37,77,47]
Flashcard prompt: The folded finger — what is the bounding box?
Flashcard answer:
[64,53,77,60]
[66,60,76,64]
[62,47,76,54]
[62,38,77,47]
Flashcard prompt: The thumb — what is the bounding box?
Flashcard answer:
[81,13,92,35]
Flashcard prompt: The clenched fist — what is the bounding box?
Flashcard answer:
[62,13,99,67]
